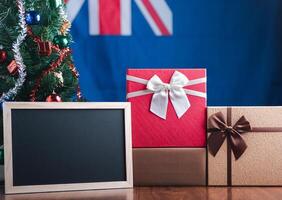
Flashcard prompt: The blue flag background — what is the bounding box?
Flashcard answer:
[70,0,282,105]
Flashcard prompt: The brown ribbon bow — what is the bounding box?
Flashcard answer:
[207,112,251,160]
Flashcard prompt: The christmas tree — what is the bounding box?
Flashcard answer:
[0,0,82,153]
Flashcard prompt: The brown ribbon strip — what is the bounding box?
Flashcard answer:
[251,127,282,132]
[207,107,282,186]
[226,107,232,186]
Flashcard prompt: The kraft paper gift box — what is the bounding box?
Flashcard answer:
[208,107,282,186]
[126,69,207,185]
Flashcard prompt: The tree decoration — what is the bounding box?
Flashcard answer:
[50,0,63,9]
[53,35,69,48]
[54,71,64,86]
[58,1,68,24]
[30,48,71,101]
[27,27,82,101]
[0,49,7,63]
[25,10,41,25]
[7,60,18,75]
[68,63,82,100]
[0,0,27,103]
[46,92,62,102]
[57,1,71,35]
[60,21,71,35]
[54,3,71,48]
[38,41,52,56]
[27,27,61,52]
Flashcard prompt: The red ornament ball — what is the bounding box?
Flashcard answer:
[0,50,7,63]
[46,93,62,102]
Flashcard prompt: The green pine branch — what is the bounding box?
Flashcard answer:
[0,0,79,102]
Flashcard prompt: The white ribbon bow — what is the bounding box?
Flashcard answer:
[126,70,206,120]
[147,71,191,119]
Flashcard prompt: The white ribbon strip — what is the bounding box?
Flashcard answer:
[127,71,206,119]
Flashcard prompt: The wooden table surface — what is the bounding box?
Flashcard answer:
[1,187,282,200]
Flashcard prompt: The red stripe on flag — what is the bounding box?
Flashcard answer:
[142,0,170,35]
[99,0,121,35]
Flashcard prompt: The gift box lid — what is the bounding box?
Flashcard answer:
[208,106,282,186]
[127,69,207,148]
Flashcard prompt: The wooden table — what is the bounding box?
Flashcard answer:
[1,187,282,200]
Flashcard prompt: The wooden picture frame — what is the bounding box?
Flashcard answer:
[3,102,133,194]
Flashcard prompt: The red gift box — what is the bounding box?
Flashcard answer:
[127,69,207,148]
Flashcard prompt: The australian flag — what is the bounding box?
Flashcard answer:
[67,0,282,105]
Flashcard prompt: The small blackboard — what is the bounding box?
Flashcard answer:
[3,102,133,194]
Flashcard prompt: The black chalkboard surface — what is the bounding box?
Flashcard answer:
[3,103,133,194]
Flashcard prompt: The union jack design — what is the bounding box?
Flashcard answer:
[66,0,173,36]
